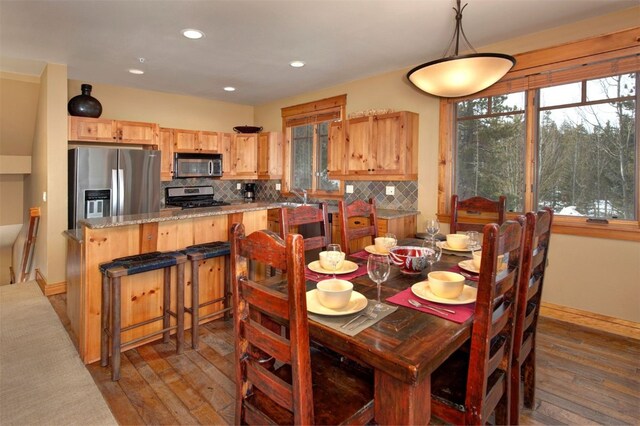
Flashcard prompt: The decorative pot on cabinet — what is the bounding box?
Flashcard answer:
[68,84,102,118]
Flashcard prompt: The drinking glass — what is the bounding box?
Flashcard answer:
[426,219,440,241]
[422,239,442,272]
[325,243,342,279]
[367,254,391,312]
[466,231,480,252]
[383,233,397,252]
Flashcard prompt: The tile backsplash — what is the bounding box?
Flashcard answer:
[162,179,417,211]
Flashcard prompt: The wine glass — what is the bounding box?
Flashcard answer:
[325,243,342,279]
[367,254,391,312]
[422,239,442,272]
[426,218,440,242]
[466,231,480,253]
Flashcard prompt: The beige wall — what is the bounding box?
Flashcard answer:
[0,73,40,156]
[0,175,24,225]
[255,9,640,322]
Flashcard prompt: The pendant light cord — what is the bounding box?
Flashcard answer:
[442,0,478,58]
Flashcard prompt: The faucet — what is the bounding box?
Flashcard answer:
[291,188,308,205]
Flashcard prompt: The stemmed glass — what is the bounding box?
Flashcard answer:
[466,231,480,253]
[367,254,391,312]
[325,243,342,279]
[425,218,440,242]
[422,239,442,272]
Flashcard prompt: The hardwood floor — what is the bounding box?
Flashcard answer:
[48,293,640,425]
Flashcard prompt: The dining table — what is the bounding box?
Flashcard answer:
[266,238,477,425]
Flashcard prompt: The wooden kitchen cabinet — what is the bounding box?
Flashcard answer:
[231,133,258,178]
[197,131,221,152]
[258,132,283,179]
[68,116,158,145]
[329,111,418,180]
[158,127,175,181]
[172,129,223,152]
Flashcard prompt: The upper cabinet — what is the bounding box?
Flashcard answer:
[232,133,258,178]
[329,111,418,181]
[173,129,223,153]
[159,128,175,181]
[257,132,283,179]
[68,116,158,145]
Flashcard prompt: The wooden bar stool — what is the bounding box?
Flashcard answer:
[181,241,231,349]
[100,251,187,381]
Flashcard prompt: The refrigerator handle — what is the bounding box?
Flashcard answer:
[111,169,118,216]
[118,169,125,214]
[209,160,213,176]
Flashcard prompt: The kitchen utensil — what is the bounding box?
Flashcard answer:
[348,309,378,330]
[408,298,455,315]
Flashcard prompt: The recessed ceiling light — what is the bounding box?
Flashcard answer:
[224,86,236,92]
[128,69,144,75]
[289,60,305,68]
[182,28,205,39]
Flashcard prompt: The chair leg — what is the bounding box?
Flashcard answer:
[191,259,200,349]
[495,382,510,425]
[163,267,171,343]
[523,348,536,409]
[100,273,109,367]
[223,254,231,320]
[510,360,522,425]
[111,277,121,381]
[176,262,185,354]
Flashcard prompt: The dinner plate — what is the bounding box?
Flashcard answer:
[411,281,477,305]
[308,260,359,275]
[364,245,389,255]
[437,241,472,252]
[306,290,368,316]
[458,259,480,274]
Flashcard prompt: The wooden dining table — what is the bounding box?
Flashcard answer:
[304,239,475,425]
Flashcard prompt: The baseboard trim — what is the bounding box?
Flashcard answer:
[541,302,640,340]
[35,269,67,296]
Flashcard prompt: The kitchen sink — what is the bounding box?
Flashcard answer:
[277,202,307,208]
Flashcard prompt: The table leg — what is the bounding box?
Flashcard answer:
[374,370,430,425]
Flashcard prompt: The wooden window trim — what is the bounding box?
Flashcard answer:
[437,28,640,242]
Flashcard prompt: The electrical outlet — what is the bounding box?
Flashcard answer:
[237,183,242,190]
[275,183,281,191]
[385,186,395,196]
[346,185,354,194]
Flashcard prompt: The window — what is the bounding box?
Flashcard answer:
[282,95,345,197]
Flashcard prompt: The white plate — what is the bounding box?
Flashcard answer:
[411,281,477,305]
[458,259,480,274]
[306,289,368,316]
[308,260,359,275]
[364,245,389,255]
[437,241,472,252]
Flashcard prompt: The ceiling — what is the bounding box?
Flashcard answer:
[0,0,636,105]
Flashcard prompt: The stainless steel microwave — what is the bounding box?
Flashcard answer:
[173,152,223,178]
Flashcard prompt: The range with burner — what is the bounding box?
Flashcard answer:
[165,186,230,209]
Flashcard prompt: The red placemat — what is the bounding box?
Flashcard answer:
[349,250,370,261]
[448,265,479,282]
[386,287,474,324]
[305,264,369,282]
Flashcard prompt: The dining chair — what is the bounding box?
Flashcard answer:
[511,208,553,424]
[230,223,374,425]
[430,217,526,425]
[450,195,507,234]
[280,202,330,255]
[338,198,378,255]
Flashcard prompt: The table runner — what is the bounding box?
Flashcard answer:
[386,287,474,324]
[305,264,368,282]
[309,300,397,336]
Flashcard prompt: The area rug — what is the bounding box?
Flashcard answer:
[0,281,117,425]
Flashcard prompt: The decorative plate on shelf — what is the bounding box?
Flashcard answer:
[233,125,263,133]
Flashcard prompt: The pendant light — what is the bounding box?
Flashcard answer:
[407,0,515,98]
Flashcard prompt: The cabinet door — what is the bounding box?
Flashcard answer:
[68,116,115,142]
[233,134,258,178]
[328,121,345,177]
[117,120,158,145]
[257,132,282,179]
[159,128,174,181]
[198,131,220,152]
[371,113,404,176]
[173,129,199,151]
[220,132,234,178]
[345,116,372,174]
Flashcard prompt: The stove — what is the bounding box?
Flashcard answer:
[165,186,230,209]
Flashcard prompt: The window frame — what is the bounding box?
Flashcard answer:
[281,94,346,199]
[437,28,640,241]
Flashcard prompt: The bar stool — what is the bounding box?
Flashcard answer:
[100,251,187,381]
[181,241,231,349]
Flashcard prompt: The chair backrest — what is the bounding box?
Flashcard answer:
[450,195,507,234]
[465,217,525,424]
[338,198,378,255]
[230,224,314,425]
[280,203,330,253]
[513,208,553,367]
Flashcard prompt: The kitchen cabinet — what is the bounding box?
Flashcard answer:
[158,128,175,181]
[328,111,418,181]
[68,116,158,145]
[222,133,259,179]
[258,132,283,179]
[330,212,417,252]
[173,129,222,152]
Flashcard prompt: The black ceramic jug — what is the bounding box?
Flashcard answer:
[68,84,102,118]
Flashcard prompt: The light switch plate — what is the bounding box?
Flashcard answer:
[385,186,395,196]
[275,183,281,191]
[237,183,242,190]
[346,185,354,194]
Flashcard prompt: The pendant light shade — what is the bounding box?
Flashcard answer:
[407,0,515,98]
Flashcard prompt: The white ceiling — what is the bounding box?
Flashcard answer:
[0,0,636,105]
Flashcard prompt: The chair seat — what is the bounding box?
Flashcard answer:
[246,347,374,425]
[182,241,231,259]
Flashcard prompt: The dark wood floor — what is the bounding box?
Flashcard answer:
[48,294,640,425]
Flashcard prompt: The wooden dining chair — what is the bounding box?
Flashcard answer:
[511,208,553,424]
[280,202,330,255]
[230,223,374,425]
[430,217,526,425]
[338,198,378,255]
[450,195,507,234]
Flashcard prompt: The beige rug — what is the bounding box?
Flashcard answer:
[0,281,117,425]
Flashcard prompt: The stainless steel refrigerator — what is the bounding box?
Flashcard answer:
[68,147,161,229]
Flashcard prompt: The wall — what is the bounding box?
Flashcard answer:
[254,8,640,322]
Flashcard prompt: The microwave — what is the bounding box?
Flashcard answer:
[173,152,223,178]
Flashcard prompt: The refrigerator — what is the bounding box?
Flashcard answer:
[68,147,161,229]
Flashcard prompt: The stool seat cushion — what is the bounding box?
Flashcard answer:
[100,251,185,276]
[182,241,231,259]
